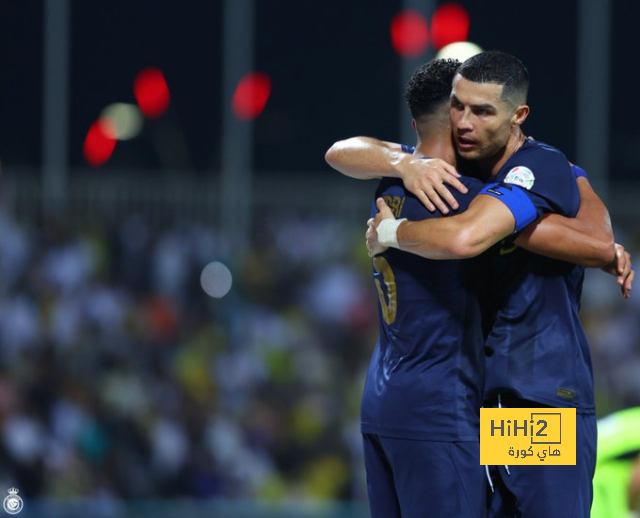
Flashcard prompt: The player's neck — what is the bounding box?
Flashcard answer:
[484,129,527,177]
[415,132,457,166]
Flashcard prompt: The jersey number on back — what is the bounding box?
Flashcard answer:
[373,256,397,325]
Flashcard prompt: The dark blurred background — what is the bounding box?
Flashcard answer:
[0,1,638,516]
[5,0,637,174]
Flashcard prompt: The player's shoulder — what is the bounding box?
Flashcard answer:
[499,139,572,187]
[376,177,405,197]
[375,178,420,215]
[523,138,565,154]
[515,139,570,167]
[460,175,484,193]
[377,175,482,217]
[377,173,483,194]
[375,179,430,220]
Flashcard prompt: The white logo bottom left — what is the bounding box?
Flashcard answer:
[3,488,23,515]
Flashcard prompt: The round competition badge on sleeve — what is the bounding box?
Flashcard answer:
[504,166,535,190]
[3,488,23,515]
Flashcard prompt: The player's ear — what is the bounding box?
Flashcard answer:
[412,119,417,130]
[512,105,530,127]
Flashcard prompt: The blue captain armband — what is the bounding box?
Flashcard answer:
[479,183,538,233]
[572,165,588,179]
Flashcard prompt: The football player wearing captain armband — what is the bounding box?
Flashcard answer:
[329,59,531,518]
[365,51,634,518]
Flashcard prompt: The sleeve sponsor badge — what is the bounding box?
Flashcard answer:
[504,166,535,190]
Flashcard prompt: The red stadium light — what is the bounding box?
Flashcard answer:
[83,119,117,167]
[431,3,470,50]
[232,72,271,120]
[390,11,429,58]
[133,67,170,119]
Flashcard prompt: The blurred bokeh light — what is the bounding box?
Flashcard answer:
[200,261,233,298]
[83,118,117,166]
[133,67,171,119]
[435,41,483,62]
[232,72,272,120]
[100,103,144,141]
[390,11,429,58]
[431,2,470,50]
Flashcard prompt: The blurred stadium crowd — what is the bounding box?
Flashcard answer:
[0,207,375,503]
[0,202,638,505]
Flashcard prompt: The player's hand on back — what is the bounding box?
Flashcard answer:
[396,156,467,214]
[601,243,634,299]
[366,198,396,257]
[366,221,387,257]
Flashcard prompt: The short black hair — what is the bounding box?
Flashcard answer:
[405,58,461,120]
[457,51,529,106]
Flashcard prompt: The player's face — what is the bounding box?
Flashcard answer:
[449,75,516,162]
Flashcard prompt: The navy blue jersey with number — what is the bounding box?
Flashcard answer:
[361,176,486,441]
[481,139,594,412]
[361,157,538,440]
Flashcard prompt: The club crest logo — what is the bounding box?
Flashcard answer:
[3,488,23,515]
[504,166,535,190]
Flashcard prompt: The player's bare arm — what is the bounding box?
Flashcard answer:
[365,177,635,298]
[325,136,467,214]
[515,177,615,267]
[325,137,403,180]
[367,194,516,260]
[514,177,633,297]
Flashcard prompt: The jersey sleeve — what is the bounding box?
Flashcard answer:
[572,164,588,180]
[498,144,580,218]
[478,183,538,232]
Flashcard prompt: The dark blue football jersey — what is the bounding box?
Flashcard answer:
[360,160,538,440]
[481,139,594,412]
[360,176,486,440]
